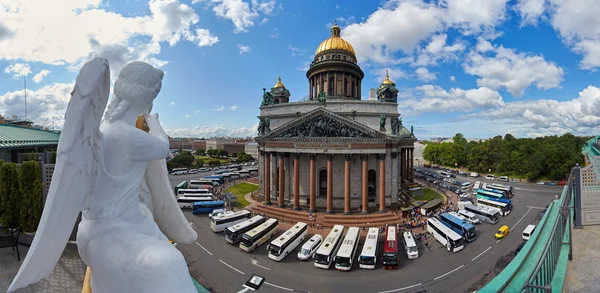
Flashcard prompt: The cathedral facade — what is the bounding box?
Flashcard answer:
[255,24,417,214]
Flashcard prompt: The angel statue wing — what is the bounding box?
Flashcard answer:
[135,116,197,243]
[8,57,111,292]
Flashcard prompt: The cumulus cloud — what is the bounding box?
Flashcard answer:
[170,101,175,106]
[199,0,277,33]
[32,70,51,83]
[413,34,466,67]
[462,38,564,96]
[185,114,190,118]
[165,122,258,138]
[515,0,546,26]
[230,105,239,110]
[213,106,225,111]
[415,67,436,82]
[238,44,250,54]
[186,28,219,47]
[401,85,505,114]
[4,63,31,78]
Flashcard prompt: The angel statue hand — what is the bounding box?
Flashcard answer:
[145,113,168,139]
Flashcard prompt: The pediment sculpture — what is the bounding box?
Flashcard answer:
[9,58,197,293]
[277,115,373,138]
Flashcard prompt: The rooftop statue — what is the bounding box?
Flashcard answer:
[8,58,197,293]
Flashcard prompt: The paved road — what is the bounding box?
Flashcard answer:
[175,169,561,293]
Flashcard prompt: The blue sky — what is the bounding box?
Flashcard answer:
[1,0,600,139]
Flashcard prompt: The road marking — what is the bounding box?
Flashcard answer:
[265,282,294,291]
[496,239,501,243]
[218,259,245,275]
[527,206,546,210]
[513,207,532,230]
[195,242,213,256]
[250,258,271,270]
[433,265,464,281]
[378,283,423,293]
[472,246,492,261]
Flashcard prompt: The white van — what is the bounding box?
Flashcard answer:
[457,209,481,224]
[498,176,509,182]
[470,172,479,178]
[297,234,323,261]
[485,174,496,180]
[522,224,536,241]
[402,232,419,259]
[461,182,472,188]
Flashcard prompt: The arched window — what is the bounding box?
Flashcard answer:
[351,81,355,98]
[368,169,376,202]
[344,78,348,96]
[328,77,335,96]
[319,169,328,197]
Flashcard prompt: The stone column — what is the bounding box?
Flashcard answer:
[293,153,300,210]
[265,152,271,205]
[278,152,285,208]
[326,154,334,214]
[378,154,386,213]
[391,152,398,198]
[309,153,317,213]
[399,149,404,183]
[344,154,352,215]
[258,150,264,196]
[410,148,414,181]
[361,154,369,214]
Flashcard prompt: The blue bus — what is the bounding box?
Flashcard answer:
[477,189,509,200]
[192,200,225,215]
[476,195,513,211]
[204,175,224,185]
[439,213,478,242]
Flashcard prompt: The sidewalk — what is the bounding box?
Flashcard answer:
[564,225,600,292]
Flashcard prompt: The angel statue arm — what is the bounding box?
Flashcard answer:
[9,58,197,293]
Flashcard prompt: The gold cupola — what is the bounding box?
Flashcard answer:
[381,70,394,85]
[314,22,356,58]
[274,76,285,88]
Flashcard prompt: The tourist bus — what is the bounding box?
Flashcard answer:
[314,225,345,269]
[215,170,229,175]
[427,218,465,253]
[267,222,308,261]
[439,213,478,242]
[480,187,510,199]
[477,198,511,216]
[382,226,399,269]
[358,228,379,269]
[247,168,258,176]
[237,170,250,178]
[210,210,252,232]
[473,181,481,192]
[490,183,514,196]
[189,180,213,190]
[240,218,279,252]
[177,196,213,209]
[225,215,266,244]
[477,194,513,209]
[440,171,450,178]
[463,204,499,224]
[171,168,188,175]
[334,227,360,271]
[196,179,220,187]
[192,201,225,215]
[177,189,211,196]
[203,175,224,185]
[402,231,419,259]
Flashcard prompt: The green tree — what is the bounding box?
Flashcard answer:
[50,151,57,164]
[171,151,194,168]
[0,163,20,228]
[19,161,42,232]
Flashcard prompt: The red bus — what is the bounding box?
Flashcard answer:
[382,226,399,269]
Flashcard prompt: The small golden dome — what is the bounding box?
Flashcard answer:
[315,22,356,58]
[274,76,285,88]
[381,70,393,85]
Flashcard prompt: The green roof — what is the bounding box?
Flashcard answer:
[0,124,60,149]
[582,136,600,162]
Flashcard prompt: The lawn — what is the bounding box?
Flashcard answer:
[225,182,258,208]
[195,155,230,164]
[413,188,443,202]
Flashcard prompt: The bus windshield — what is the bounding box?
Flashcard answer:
[359,256,375,265]
[465,228,477,241]
[314,253,329,264]
[452,238,464,248]
[241,236,253,247]
[335,256,351,267]
[382,253,398,265]
[408,246,418,253]
[267,244,281,256]
[301,248,311,255]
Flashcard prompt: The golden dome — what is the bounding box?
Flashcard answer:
[274,76,285,88]
[315,23,356,58]
[381,70,393,85]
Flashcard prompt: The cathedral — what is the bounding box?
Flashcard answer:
[255,23,417,214]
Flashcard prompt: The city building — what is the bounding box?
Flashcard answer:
[368,88,376,100]
[222,142,246,154]
[0,124,60,162]
[192,140,206,151]
[245,141,258,159]
[255,23,417,214]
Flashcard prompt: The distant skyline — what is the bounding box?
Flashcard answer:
[1,0,600,139]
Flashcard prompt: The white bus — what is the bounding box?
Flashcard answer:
[267,222,308,261]
[463,204,499,224]
[189,181,213,189]
[171,168,188,175]
[177,189,211,196]
[490,183,514,196]
[456,210,481,224]
[240,218,279,252]
[210,210,252,232]
[477,198,511,216]
[427,218,464,253]
[196,179,219,187]
[402,232,419,259]
[473,181,481,193]
[177,196,213,209]
[334,227,360,271]
[225,215,266,244]
[314,225,345,269]
[358,228,379,269]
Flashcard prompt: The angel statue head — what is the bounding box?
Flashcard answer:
[104,61,165,123]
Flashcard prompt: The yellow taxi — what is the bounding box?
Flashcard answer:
[495,225,510,239]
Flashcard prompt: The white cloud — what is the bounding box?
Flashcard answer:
[32,70,51,83]
[194,109,203,114]
[0,0,217,77]
[213,106,225,111]
[413,34,465,66]
[463,39,564,96]
[415,67,436,82]
[402,85,505,114]
[202,0,277,33]
[238,44,250,54]
[170,101,175,106]
[4,63,31,78]
[185,114,190,118]
[271,27,279,38]
[251,0,276,15]
[166,122,258,138]
[442,0,509,35]
[230,105,239,110]
[515,0,546,26]
[373,67,405,83]
[186,28,219,47]
[289,45,306,57]
[449,76,456,82]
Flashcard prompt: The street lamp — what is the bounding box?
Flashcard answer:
[238,274,265,293]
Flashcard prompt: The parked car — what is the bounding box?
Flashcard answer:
[547,182,556,186]
[558,180,566,186]
[485,174,496,180]
[498,176,509,182]
[536,181,545,185]
[509,179,518,183]
[495,225,510,239]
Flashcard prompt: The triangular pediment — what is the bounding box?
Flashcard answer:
[261,108,388,139]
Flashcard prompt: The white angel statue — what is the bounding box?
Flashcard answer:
[8,58,198,293]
